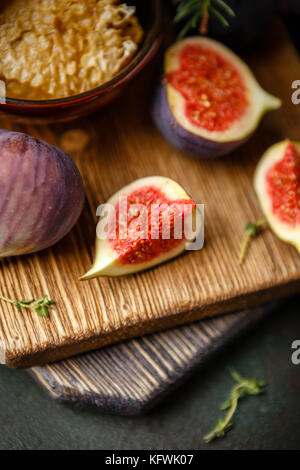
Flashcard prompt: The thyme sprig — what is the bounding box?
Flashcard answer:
[0,294,55,318]
[239,220,267,263]
[173,0,235,38]
[204,370,266,443]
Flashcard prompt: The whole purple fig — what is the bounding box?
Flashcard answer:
[0,129,84,257]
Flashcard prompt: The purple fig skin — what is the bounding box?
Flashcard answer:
[0,129,84,257]
[152,84,250,159]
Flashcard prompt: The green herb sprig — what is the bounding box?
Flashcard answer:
[204,370,266,443]
[173,0,235,38]
[239,220,267,263]
[0,294,55,318]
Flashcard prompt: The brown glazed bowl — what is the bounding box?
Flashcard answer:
[0,0,162,123]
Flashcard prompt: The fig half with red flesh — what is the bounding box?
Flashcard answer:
[80,176,201,279]
[152,37,281,159]
[254,140,300,253]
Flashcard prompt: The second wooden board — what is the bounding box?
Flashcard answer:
[0,21,299,368]
[29,305,272,415]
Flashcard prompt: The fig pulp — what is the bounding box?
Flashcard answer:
[254,140,300,252]
[0,129,84,257]
[167,44,248,133]
[152,37,281,159]
[80,176,201,278]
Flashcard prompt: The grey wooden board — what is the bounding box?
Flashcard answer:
[29,305,272,416]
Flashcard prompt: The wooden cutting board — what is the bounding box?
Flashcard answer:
[29,305,272,415]
[0,20,299,368]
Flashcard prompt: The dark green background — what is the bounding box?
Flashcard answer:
[0,296,299,450]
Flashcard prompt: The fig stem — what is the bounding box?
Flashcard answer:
[0,294,55,318]
[0,295,17,305]
[239,219,267,264]
[204,370,266,443]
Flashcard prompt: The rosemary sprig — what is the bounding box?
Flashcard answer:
[0,294,55,318]
[239,220,267,263]
[173,0,235,38]
[204,370,266,443]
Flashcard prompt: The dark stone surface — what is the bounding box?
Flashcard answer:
[0,296,299,450]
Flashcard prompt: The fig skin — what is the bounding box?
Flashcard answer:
[152,37,281,160]
[0,129,84,257]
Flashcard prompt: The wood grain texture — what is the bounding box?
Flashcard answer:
[29,305,271,415]
[0,20,299,368]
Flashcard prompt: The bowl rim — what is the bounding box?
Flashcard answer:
[1,0,163,108]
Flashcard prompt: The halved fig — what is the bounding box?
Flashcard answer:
[80,176,201,279]
[152,37,281,159]
[254,140,300,253]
